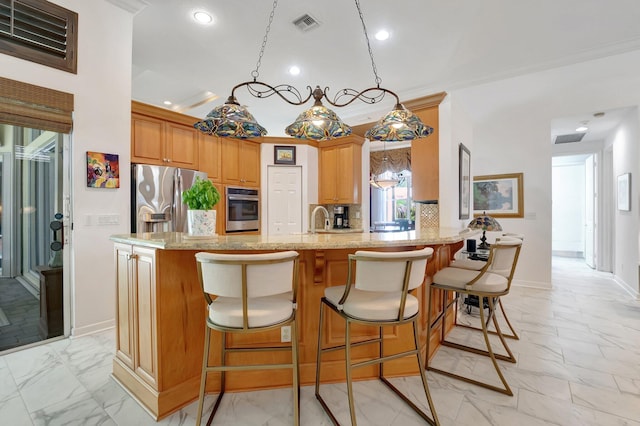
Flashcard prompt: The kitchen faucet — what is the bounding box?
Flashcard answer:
[310,205,330,233]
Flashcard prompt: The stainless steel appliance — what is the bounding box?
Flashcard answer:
[226,186,259,232]
[333,206,345,229]
[333,205,350,229]
[131,164,208,233]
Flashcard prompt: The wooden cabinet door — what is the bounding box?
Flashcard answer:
[133,246,158,388]
[411,106,439,202]
[131,114,164,165]
[319,146,338,203]
[240,140,260,186]
[221,138,241,185]
[319,142,362,204]
[165,123,199,169]
[221,139,261,186]
[199,136,222,181]
[335,144,361,203]
[114,243,135,370]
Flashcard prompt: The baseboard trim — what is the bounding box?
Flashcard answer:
[512,279,551,289]
[614,274,639,299]
[551,250,584,258]
[71,320,115,338]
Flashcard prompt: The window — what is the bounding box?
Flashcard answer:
[370,171,416,232]
[0,0,78,73]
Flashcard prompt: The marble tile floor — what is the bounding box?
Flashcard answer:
[0,257,639,425]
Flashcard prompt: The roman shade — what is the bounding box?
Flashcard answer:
[370,146,410,175]
[0,76,73,133]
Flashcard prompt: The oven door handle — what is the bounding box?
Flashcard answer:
[228,195,259,201]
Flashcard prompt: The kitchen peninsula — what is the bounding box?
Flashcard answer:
[111,230,463,419]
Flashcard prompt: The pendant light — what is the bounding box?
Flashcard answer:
[194,0,434,142]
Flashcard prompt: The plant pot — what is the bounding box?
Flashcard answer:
[187,209,216,236]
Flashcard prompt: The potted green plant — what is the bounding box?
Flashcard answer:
[182,177,220,236]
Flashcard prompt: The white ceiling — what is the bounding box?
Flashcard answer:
[131,0,640,140]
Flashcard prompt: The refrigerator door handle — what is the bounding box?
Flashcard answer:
[174,173,183,232]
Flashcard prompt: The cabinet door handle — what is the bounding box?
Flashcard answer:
[125,253,138,261]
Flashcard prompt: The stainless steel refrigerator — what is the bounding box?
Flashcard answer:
[131,164,208,233]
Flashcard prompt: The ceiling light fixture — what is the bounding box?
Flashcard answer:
[194,0,433,142]
[374,30,390,41]
[575,126,588,132]
[288,65,301,76]
[193,11,213,24]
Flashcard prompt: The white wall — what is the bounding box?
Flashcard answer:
[439,93,474,229]
[609,108,640,295]
[0,0,135,335]
[453,49,640,292]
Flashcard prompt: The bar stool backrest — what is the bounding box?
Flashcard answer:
[353,247,433,292]
[196,251,299,298]
[487,239,522,280]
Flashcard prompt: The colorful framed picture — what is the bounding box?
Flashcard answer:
[274,145,296,165]
[473,172,524,218]
[459,143,471,220]
[86,151,120,188]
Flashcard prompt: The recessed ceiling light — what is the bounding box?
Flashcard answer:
[576,126,588,132]
[193,11,213,25]
[289,65,301,76]
[375,30,390,41]
[163,100,172,105]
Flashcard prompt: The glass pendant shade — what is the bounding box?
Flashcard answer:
[370,170,404,190]
[365,105,434,141]
[285,103,352,141]
[193,99,267,139]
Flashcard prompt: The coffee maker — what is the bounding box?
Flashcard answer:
[333,206,345,229]
[333,206,349,229]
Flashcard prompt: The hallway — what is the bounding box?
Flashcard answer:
[0,257,638,425]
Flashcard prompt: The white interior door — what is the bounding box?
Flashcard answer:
[584,154,596,268]
[267,166,302,235]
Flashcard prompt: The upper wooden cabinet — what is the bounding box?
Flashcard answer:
[221,138,260,187]
[319,137,363,204]
[198,135,222,182]
[410,105,440,202]
[404,93,446,202]
[131,101,200,170]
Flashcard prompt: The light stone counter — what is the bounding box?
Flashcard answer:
[110,228,464,251]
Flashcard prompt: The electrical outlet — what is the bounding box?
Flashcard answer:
[281,326,291,342]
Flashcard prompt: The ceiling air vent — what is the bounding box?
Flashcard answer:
[292,13,320,32]
[554,133,586,144]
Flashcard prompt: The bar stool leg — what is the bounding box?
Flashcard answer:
[195,324,210,426]
[345,319,357,425]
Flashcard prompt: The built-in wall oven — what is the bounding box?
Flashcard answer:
[226,186,259,232]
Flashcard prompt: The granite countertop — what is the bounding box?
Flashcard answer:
[110,229,464,251]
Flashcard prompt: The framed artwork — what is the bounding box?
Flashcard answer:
[274,145,296,165]
[458,143,471,219]
[86,151,120,188]
[617,173,631,211]
[473,172,524,218]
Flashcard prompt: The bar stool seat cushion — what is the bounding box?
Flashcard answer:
[325,285,419,321]
[434,267,508,293]
[209,292,293,328]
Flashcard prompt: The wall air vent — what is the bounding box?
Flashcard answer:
[0,0,78,73]
[292,13,320,32]
[554,133,586,144]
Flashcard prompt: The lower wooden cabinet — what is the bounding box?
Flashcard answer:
[114,243,158,389]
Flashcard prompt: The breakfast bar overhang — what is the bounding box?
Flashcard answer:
[110,230,463,419]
